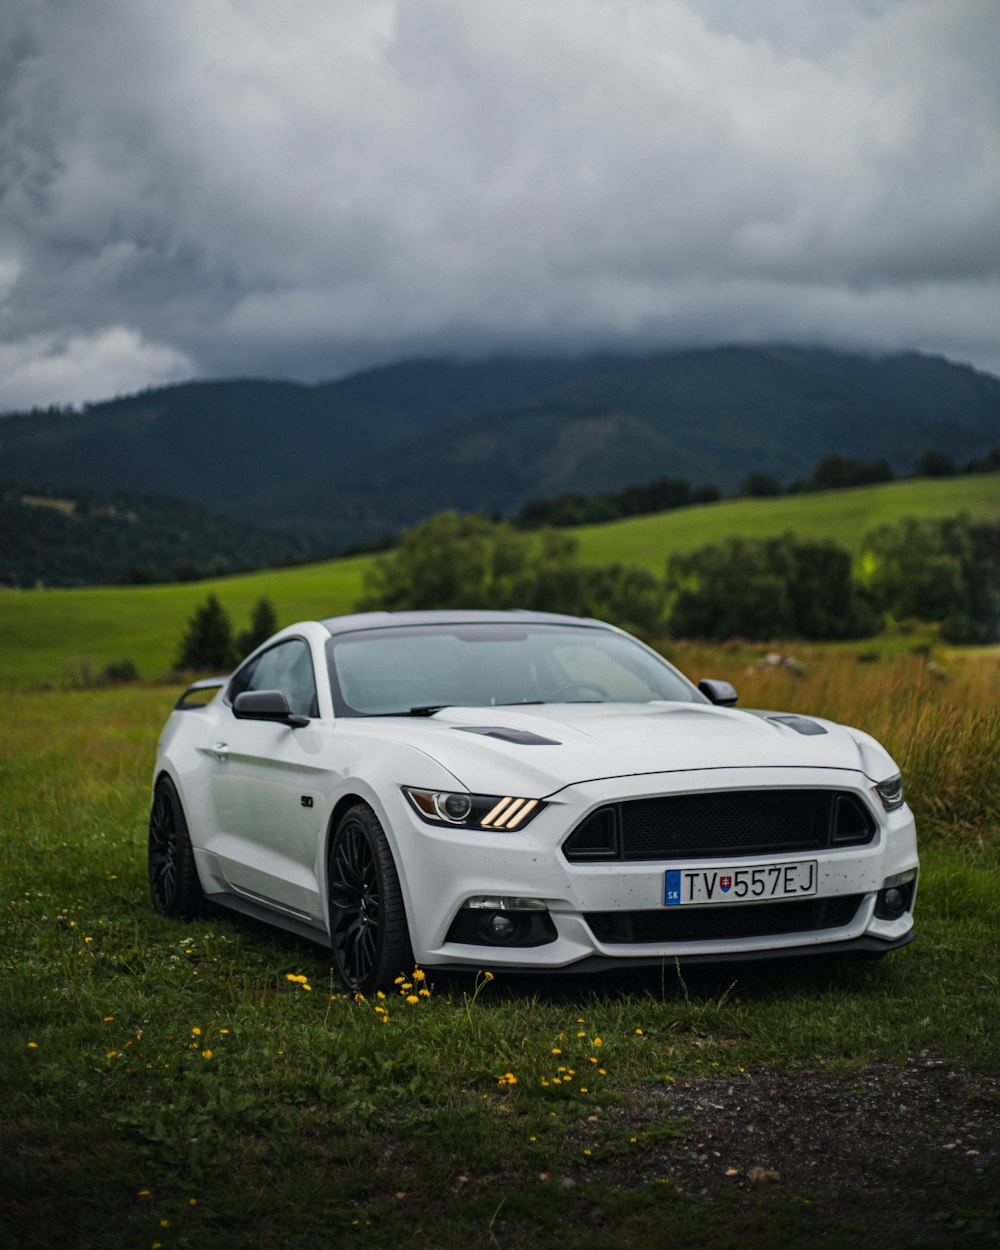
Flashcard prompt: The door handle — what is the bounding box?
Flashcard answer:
[210,741,229,762]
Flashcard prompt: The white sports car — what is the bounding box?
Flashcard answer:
[150,610,918,991]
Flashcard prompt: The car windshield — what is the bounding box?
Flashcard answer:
[326,623,699,716]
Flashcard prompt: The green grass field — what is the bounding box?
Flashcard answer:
[573,473,1000,570]
[1,654,997,1249]
[1,475,997,689]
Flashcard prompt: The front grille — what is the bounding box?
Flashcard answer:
[585,894,865,944]
[563,790,876,862]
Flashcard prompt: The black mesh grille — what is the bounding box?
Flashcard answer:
[585,895,865,944]
[563,790,875,862]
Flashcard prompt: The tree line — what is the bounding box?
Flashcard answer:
[174,507,999,670]
[515,447,1000,528]
[355,510,1000,646]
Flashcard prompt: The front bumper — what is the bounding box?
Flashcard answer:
[383,765,918,970]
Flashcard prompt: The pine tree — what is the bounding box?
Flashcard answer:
[236,597,279,659]
[175,595,236,671]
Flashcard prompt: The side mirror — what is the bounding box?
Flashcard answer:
[698,678,739,707]
[233,689,309,728]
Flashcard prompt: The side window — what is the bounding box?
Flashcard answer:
[228,639,318,718]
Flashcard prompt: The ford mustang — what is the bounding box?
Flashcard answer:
[149,610,918,990]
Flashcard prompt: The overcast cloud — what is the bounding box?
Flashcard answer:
[1,0,999,411]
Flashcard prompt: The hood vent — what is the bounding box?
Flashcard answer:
[744,709,828,736]
[767,715,827,736]
[456,726,560,746]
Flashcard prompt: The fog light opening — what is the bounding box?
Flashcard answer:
[444,899,558,947]
[875,873,915,921]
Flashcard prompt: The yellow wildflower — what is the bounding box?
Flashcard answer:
[191,1027,201,1036]
[551,1048,562,1055]
[406,995,419,1004]
[201,1050,213,1060]
[593,1037,602,1047]
[27,1042,38,1049]
[412,968,425,982]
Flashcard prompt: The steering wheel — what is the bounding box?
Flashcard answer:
[546,680,611,701]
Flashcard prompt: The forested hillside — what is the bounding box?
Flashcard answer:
[2,346,998,550]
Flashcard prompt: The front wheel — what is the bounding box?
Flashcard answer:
[328,804,411,992]
[148,775,204,917]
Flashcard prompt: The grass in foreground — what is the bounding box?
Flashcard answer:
[1,674,998,1249]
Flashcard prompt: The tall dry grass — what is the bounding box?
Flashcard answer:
[666,644,1000,846]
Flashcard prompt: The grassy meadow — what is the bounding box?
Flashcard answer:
[2,645,998,1248]
[1,473,997,689]
[574,473,1000,571]
[2,478,998,1245]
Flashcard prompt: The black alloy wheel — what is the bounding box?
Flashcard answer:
[328,804,411,993]
[148,775,204,917]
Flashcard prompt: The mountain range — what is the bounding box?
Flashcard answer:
[2,345,998,553]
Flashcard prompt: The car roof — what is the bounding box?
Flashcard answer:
[317,609,613,637]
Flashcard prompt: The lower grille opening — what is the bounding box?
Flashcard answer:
[585,895,865,944]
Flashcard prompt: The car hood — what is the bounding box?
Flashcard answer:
[350,702,897,797]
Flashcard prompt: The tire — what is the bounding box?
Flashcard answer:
[148,775,204,918]
[328,803,412,993]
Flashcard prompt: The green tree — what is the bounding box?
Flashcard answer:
[175,594,237,672]
[237,597,279,659]
[665,535,877,641]
[740,471,782,497]
[357,511,667,634]
[859,516,1000,642]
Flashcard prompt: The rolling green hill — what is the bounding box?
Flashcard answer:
[574,473,1000,570]
[1,474,996,688]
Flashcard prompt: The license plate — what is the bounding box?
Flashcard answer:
[664,861,818,906]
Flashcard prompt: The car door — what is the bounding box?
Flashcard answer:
[202,638,327,919]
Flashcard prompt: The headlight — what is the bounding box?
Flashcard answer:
[873,774,905,811]
[403,787,544,830]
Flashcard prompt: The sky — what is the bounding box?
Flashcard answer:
[1,0,999,413]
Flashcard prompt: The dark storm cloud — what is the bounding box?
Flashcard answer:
[1,0,999,410]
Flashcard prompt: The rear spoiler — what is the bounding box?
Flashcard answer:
[175,676,229,710]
